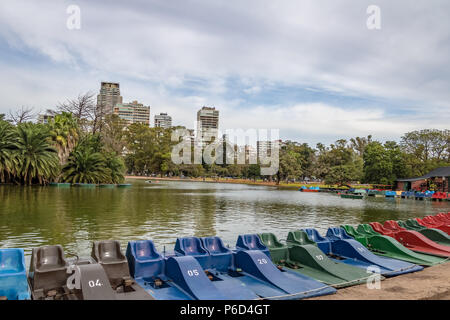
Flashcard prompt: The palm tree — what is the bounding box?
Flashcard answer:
[0,120,19,182]
[104,152,125,183]
[48,112,79,165]
[16,124,60,185]
[61,148,111,183]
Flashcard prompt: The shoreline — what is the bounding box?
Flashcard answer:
[126,175,295,188]
[308,261,450,300]
[125,175,369,189]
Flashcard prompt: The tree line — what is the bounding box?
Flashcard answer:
[0,93,125,185]
[1,92,449,186]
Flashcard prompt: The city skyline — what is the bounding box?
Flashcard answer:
[0,1,449,146]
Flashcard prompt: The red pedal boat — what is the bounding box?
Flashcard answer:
[435,213,450,223]
[416,217,450,234]
[369,221,450,258]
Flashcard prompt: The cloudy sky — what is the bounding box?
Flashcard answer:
[0,0,448,145]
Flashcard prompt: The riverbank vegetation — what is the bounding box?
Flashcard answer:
[0,104,124,185]
[1,92,448,186]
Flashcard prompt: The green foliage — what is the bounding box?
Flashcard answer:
[3,101,449,187]
[315,139,363,185]
[48,112,79,165]
[0,119,19,182]
[61,135,125,184]
[16,123,60,185]
[124,124,177,176]
[277,141,304,183]
[61,148,110,183]
[400,129,450,176]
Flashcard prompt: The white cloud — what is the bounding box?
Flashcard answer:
[243,86,261,95]
[0,0,449,144]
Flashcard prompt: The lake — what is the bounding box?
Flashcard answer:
[1,179,449,263]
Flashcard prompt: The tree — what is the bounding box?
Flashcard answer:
[16,123,59,185]
[58,92,96,120]
[57,92,100,133]
[0,119,19,182]
[61,148,110,183]
[384,141,408,180]
[363,141,408,185]
[8,106,35,125]
[400,129,450,175]
[48,112,80,165]
[350,135,372,157]
[247,164,260,181]
[324,162,362,186]
[101,114,128,155]
[363,141,392,184]
[315,139,363,185]
[276,141,303,183]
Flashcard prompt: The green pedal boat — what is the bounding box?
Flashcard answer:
[258,233,374,288]
[341,224,446,266]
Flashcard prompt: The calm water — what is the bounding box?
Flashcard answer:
[1,179,449,263]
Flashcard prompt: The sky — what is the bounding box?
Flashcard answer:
[0,0,449,146]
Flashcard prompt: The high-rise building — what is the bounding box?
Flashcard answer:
[196,106,219,146]
[154,112,172,129]
[96,82,123,116]
[113,100,150,126]
[37,114,54,124]
[244,145,257,164]
[257,140,281,160]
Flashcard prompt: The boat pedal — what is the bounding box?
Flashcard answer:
[47,289,58,298]
[154,279,163,287]
[0,296,7,300]
[123,278,134,287]
[204,270,214,281]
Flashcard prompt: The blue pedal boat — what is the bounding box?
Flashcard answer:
[203,235,336,299]
[302,228,423,277]
[173,236,336,300]
[127,239,238,300]
[174,237,262,299]
[0,248,31,300]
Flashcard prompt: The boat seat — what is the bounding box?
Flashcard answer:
[341,225,359,238]
[286,230,316,246]
[36,245,67,271]
[0,249,30,300]
[302,228,331,254]
[357,224,379,236]
[201,237,233,271]
[235,234,270,257]
[404,220,425,230]
[93,241,127,264]
[258,233,289,263]
[0,249,25,274]
[91,241,131,287]
[370,222,395,236]
[326,227,353,241]
[126,240,164,279]
[258,233,285,249]
[384,220,405,232]
[175,237,210,269]
[29,245,68,292]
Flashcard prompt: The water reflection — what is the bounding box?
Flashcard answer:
[0,180,449,261]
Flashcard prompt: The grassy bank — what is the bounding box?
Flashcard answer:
[125,175,372,190]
